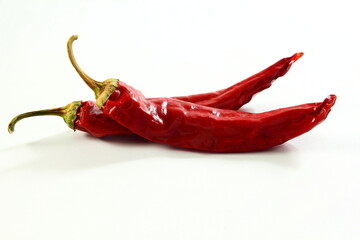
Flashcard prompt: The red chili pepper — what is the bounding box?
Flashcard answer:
[8,36,302,138]
[65,38,336,152]
[94,80,335,152]
[174,52,303,110]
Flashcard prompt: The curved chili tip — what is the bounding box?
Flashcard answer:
[321,94,337,110]
[313,94,337,119]
[290,52,304,64]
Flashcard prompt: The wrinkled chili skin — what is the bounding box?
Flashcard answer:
[102,81,336,152]
[74,53,302,137]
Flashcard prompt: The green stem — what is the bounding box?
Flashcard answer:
[67,35,102,96]
[8,101,82,134]
[66,35,118,108]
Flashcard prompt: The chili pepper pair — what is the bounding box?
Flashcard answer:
[8,36,336,152]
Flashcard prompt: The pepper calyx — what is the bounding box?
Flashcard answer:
[95,78,119,109]
[62,101,83,129]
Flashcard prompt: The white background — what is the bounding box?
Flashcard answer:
[0,0,359,239]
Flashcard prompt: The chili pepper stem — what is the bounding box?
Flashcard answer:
[67,35,118,108]
[67,35,100,93]
[8,101,82,134]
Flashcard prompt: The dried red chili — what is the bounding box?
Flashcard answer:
[8,36,302,137]
[100,79,337,151]
[66,37,336,152]
[173,52,303,110]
